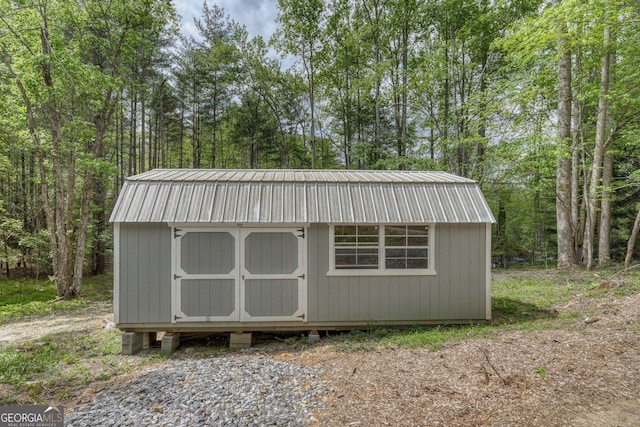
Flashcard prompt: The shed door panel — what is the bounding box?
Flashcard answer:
[173,227,306,323]
[181,279,235,317]
[245,279,298,317]
[181,232,235,274]
[241,229,306,321]
[174,230,240,322]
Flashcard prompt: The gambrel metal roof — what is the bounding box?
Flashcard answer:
[110,169,495,224]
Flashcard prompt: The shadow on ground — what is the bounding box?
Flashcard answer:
[491,296,559,325]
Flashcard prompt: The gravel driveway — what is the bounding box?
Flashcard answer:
[67,351,331,426]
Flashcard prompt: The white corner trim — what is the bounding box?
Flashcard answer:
[486,223,492,320]
[113,223,120,324]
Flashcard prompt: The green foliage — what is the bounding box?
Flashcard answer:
[19,230,52,278]
[533,367,546,379]
[492,276,578,313]
[0,274,162,404]
[387,325,490,351]
[0,342,62,386]
[0,275,112,324]
[0,279,57,307]
[0,328,159,403]
[1,0,640,279]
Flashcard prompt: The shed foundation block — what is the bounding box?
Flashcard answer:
[230,332,252,349]
[161,332,181,354]
[122,332,143,355]
[308,331,321,345]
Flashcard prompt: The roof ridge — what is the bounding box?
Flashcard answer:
[125,169,477,184]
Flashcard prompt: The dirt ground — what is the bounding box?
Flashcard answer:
[0,302,112,349]
[3,271,640,426]
[267,282,640,427]
[294,328,640,426]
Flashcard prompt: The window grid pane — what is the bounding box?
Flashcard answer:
[335,225,429,271]
[384,226,429,270]
[335,225,379,269]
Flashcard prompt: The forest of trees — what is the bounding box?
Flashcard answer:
[1,0,639,298]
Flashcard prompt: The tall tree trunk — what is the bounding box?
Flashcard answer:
[71,91,116,295]
[362,0,382,162]
[151,111,157,169]
[585,26,611,270]
[476,47,488,183]
[626,207,640,269]
[598,152,612,266]
[374,15,382,162]
[571,44,583,262]
[399,10,409,169]
[192,99,200,168]
[4,10,72,296]
[308,45,317,169]
[140,82,146,173]
[119,90,125,186]
[211,79,217,168]
[160,88,166,168]
[129,91,138,175]
[555,1,575,268]
[41,11,73,294]
[179,103,185,168]
[92,176,107,276]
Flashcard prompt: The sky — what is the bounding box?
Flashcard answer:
[174,0,280,42]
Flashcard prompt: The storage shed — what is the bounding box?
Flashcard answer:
[110,169,495,353]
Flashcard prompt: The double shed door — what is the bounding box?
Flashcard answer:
[172,227,307,323]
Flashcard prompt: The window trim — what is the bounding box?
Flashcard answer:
[328,224,436,276]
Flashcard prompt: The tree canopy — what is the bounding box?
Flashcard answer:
[1,0,640,293]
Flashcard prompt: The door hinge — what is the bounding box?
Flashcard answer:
[174,274,182,280]
[298,273,305,279]
[174,315,183,320]
[174,228,182,238]
[296,313,305,320]
[297,227,305,238]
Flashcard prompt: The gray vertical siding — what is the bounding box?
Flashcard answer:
[307,223,487,322]
[117,222,488,327]
[118,223,172,324]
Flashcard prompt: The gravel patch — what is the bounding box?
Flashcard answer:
[67,352,330,426]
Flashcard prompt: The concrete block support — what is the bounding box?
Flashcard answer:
[122,332,143,355]
[161,332,181,354]
[308,330,321,345]
[230,332,252,349]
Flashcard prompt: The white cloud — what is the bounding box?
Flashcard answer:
[217,0,279,41]
[174,0,279,42]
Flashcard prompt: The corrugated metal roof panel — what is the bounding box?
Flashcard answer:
[137,181,159,222]
[109,169,495,224]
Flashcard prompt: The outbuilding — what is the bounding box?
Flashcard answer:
[110,169,495,353]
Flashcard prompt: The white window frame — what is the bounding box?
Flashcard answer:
[328,224,436,276]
